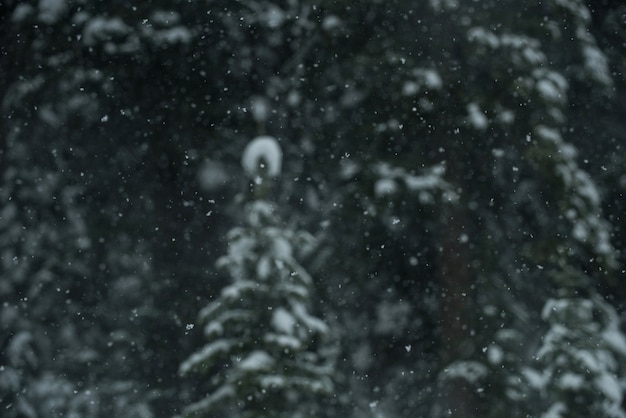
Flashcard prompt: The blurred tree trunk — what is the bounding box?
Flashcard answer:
[436,147,477,417]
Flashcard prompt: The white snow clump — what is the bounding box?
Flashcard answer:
[238,350,275,372]
[467,102,488,130]
[250,97,270,122]
[242,136,282,179]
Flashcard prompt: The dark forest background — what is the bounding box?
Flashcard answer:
[1,0,626,417]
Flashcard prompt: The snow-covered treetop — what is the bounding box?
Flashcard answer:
[241,136,282,179]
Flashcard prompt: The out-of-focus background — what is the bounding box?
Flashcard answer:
[1,1,625,417]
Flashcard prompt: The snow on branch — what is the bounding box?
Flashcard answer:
[242,136,282,179]
[373,162,457,203]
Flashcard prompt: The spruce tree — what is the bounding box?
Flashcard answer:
[529,295,626,418]
[179,136,333,418]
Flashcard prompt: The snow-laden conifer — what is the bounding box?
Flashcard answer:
[179,137,333,418]
[528,294,626,418]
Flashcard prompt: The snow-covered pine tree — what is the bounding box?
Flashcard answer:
[527,294,626,418]
[179,136,333,418]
